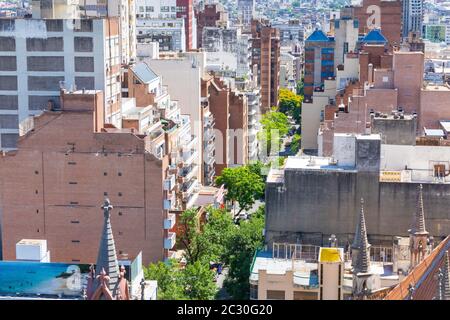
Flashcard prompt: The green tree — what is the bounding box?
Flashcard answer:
[290,133,302,154]
[182,261,217,300]
[144,259,186,300]
[223,205,265,299]
[259,111,290,155]
[144,259,218,300]
[279,88,303,123]
[215,166,265,216]
[178,207,235,264]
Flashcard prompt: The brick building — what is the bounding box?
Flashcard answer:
[351,0,402,49]
[250,19,280,112]
[195,3,228,49]
[0,90,173,265]
[201,75,248,176]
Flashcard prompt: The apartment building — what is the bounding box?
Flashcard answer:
[0,60,201,264]
[402,0,424,39]
[303,28,335,100]
[237,0,255,28]
[136,17,186,52]
[0,89,173,265]
[195,2,228,49]
[0,17,122,150]
[143,52,205,184]
[273,20,304,47]
[80,0,137,65]
[250,19,281,113]
[351,0,402,48]
[201,75,248,176]
[135,0,195,50]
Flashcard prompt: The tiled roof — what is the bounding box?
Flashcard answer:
[306,29,332,42]
[384,236,450,300]
[362,29,388,44]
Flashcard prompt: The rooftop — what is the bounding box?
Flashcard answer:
[362,29,388,44]
[319,248,343,263]
[131,62,159,84]
[250,251,319,288]
[305,29,332,42]
[283,156,357,172]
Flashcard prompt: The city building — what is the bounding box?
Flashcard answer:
[237,0,255,28]
[135,0,195,51]
[402,0,424,39]
[195,2,228,49]
[0,58,201,265]
[303,28,335,100]
[0,16,123,150]
[273,19,304,47]
[249,19,281,113]
[136,17,186,52]
[201,74,248,176]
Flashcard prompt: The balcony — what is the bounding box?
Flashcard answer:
[204,141,215,156]
[163,174,176,191]
[181,150,198,166]
[164,232,176,250]
[163,199,172,210]
[181,135,197,152]
[205,155,215,166]
[204,129,215,142]
[179,164,199,182]
[164,213,176,230]
[182,180,199,199]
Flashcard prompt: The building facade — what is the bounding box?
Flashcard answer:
[0,17,122,150]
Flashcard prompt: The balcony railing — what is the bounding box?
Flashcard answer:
[164,232,176,250]
[181,150,198,166]
[164,213,176,230]
[163,174,176,191]
[180,164,198,182]
[181,135,197,152]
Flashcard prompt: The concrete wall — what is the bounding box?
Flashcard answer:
[371,116,416,145]
[265,169,450,247]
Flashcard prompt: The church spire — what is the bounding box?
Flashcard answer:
[95,198,119,292]
[352,198,371,274]
[409,185,429,268]
[410,184,428,235]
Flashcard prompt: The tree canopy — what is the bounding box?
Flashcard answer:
[215,166,265,216]
[279,88,303,123]
[259,111,290,156]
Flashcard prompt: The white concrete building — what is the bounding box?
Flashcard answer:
[136,17,186,52]
[0,17,122,150]
[142,52,206,184]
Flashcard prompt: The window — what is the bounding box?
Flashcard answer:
[434,164,445,178]
[266,290,285,300]
[146,6,154,12]
[161,6,170,12]
[250,284,258,299]
[139,6,144,12]
[72,240,80,243]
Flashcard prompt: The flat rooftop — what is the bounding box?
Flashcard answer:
[250,251,319,288]
[283,156,357,172]
[423,84,450,91]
